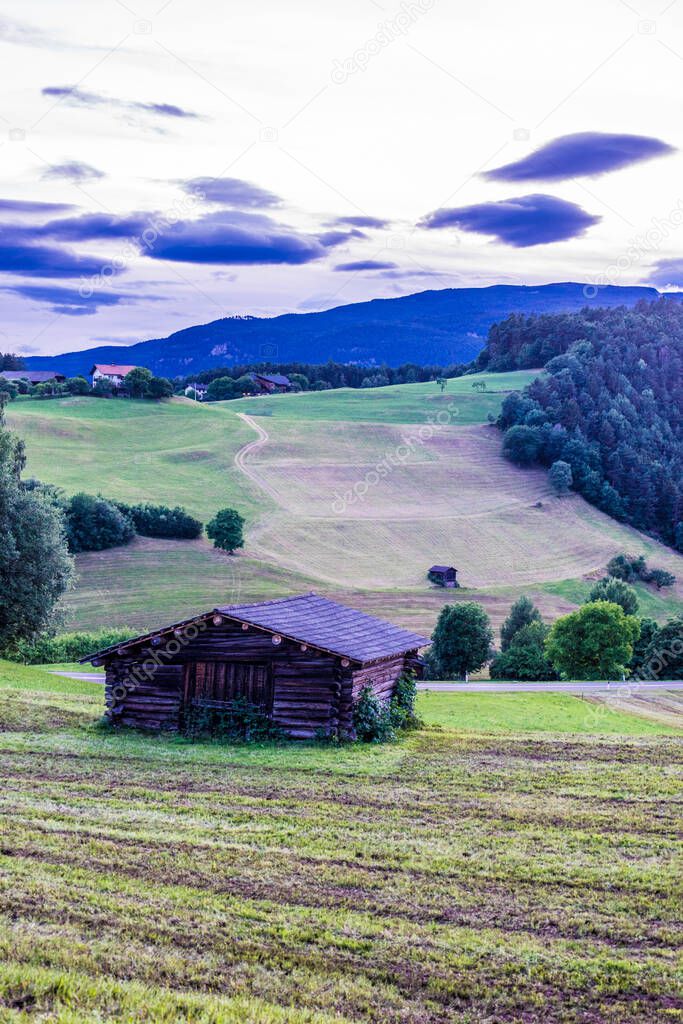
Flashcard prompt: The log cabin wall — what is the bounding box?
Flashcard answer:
[104,617,347,738]
[102,616,420,738]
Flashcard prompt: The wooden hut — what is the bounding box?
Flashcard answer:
[81,594,427,739]
[428,565,459,588]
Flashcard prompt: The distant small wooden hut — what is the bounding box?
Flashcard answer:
[428,565,459,588]
[81,594,427,739]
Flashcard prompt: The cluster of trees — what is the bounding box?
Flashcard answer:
[0,376,91,401]
[19,487,204,553]
[0,353,26,370]
[426,575,683,682]
[496,300,683,549]
[58,491,244,555]
[605,553,676,590]
[184,359,469,396]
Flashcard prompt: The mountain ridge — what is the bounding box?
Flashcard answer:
[26,282,668,377]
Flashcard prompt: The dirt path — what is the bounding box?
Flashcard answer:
[233,413,281,501]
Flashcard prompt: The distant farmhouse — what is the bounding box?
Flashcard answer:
[0,370,66,385]
[250,372,293,394]
[90,364,141,389]
[428,565,459,588]
[81,594,427,739]
[184,382,208,400]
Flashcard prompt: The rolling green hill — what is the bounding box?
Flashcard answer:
[7,370,683,636]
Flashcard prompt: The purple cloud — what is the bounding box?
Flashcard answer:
[334,259,398,271]
[648,258,683,288]
[329,215,389,229]
[0,226,117,278]
[421,194,600,247]
[483,132,675,183]
[148,211,326,265]
[41,212,149,241]
[41,86,202,121]
[3,283,150,316]
[317,228,367,248]
[0,198,74,214]
[41,161,105,183]
[184,176,281,208]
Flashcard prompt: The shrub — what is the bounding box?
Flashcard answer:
[545,601,640,680]
[206,507,245,553]
[114,502,203,540]
[3,627,138,664]
[389,672,421,730]
[147,376,173,399]
[640,618,683,680]
[183,698,284,743]
[352,685,396,743]
[427,602,493,680]
[586,577,639,615]
[489,622,558,681]
[66,376,90,395]
[643,568,676,590]
[124,367,153,398]
[206,376,238,401]
[0,412,73,649]
[65,493,135,552]
[549,459,573,495]
[92,379,114,398]
[605,553,675,589]
[502,425,543,465]
[500,596,542,651]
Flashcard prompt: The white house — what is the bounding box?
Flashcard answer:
[90,364,141,389]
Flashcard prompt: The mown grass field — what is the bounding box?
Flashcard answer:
[7,374,683,635]
[0,663,680,1023]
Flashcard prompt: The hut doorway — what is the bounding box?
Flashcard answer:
[183,662,273,709]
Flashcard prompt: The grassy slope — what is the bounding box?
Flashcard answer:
[6,395,260,521]
[0,668,680,1022]
[228,370,541,424]
[7,375,683,635]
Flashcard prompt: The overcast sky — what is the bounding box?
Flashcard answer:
[1,0,683,355]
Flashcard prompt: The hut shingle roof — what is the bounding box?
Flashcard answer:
[216,594,427,662]
[81,594,427,665]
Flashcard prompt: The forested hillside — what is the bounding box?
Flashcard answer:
[496,300,683,548]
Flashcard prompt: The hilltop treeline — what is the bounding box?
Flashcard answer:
[184,360,469,391]
[477,297,683,372]
[0,353,25,371]
[497,300,683,549]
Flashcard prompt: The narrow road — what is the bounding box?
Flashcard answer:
[50,671,104,682]
[51,671,683,692]
[417,680,683,693]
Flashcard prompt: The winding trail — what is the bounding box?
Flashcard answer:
[234,413,281,501]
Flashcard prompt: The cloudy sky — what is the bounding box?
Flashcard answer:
[2,0,683,355]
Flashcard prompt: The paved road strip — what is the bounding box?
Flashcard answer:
[49,671,683,692]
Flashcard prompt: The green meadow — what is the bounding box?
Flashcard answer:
[228,369,541,423]
[0,663,679,1023]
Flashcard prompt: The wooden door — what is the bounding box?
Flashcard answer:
[184,662,272,709]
